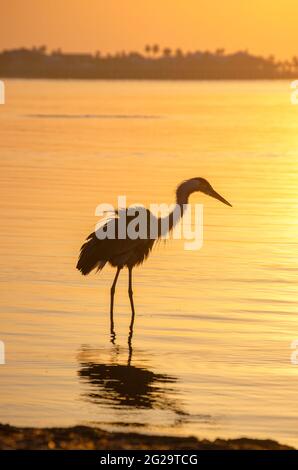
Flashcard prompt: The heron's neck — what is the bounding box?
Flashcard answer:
[157,185,191,237]
[176,183,192,207]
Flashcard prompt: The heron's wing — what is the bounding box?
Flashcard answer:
[77,208,156,274]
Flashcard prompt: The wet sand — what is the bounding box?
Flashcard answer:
[0,424,294,450]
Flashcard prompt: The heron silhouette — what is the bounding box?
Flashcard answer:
[77,178,232,338]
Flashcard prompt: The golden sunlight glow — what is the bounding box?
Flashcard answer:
[1,0,298,59]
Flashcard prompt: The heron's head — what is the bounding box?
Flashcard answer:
[195,177,232,206]
[177,178,232,207]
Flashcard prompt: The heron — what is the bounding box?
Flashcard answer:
[76,178,232,339]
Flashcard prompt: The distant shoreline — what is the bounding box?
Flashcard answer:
[0,76,294,81]
[1,47,297,81]
[0,424,294,450]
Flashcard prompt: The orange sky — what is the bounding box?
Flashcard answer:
[1,0,297,59]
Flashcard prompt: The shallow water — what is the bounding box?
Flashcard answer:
[1,79,298,446]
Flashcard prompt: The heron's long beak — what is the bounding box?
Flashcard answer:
[208,188,232,207]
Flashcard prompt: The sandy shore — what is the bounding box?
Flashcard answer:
[0,424,294,450]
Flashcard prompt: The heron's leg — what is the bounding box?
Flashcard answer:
[128,267,136,323]
[110,267,121,342]
[128,269,135,365]
[128,328,133,366]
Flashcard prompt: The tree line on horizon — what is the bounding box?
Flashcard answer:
[0,45,297,79]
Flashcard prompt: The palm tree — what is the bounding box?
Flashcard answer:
[163,47,172,58]
[38,45,47,54]
[144,45,151,56]
[283,60,292,74]
[152,44,160,56]
[215,48,225,57]
[292,56,298,72]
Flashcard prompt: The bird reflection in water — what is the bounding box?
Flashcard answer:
[77,338,183,414]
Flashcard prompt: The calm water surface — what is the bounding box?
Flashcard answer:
[1,79,298,446]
